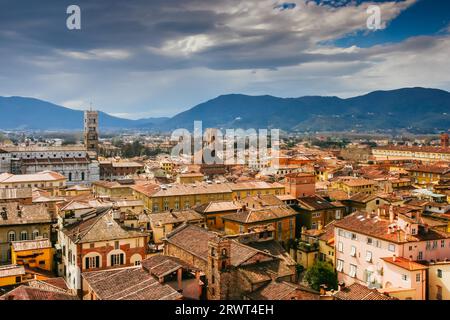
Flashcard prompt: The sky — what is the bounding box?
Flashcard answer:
[0,0,449,119]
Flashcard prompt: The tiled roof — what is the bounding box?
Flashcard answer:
[221,205,297,224]
[0,202,52,226]
[0,285,78,300]
[62,209,147,243]
[148,210,204,227]
[247,281,320,300]
[297,195,337,211]
[0,170,66,183]
[82,266,182,300]
[194,201,240,214]
[333,283,394,300]
[141,254,199,278]
[381,257,428,271]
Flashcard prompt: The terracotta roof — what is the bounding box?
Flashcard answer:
[0,285,78,300]
[194,201,240,214]
[334,211,448,244]
[222,205,297,224]
[148,209,204,226]
[62,209,147,243]
[381,257,428,271]
[333,283,394,300]
[82,266,182,300]
[141,254,199,278]
[0,202,52,226]
[0,171,66,184]
[297,195,337,211]
[247,281,319,300]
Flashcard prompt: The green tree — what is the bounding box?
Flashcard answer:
[304,261,337,291]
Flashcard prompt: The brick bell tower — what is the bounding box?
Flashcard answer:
[207,237,232,300]
[84,109,99,153]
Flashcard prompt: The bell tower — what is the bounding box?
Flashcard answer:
[207,237,232,300]
[84,109,99,153]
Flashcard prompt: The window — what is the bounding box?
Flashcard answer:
[32,230,39,240]
[402,274,408,281]
[335,210,341,220]
[110,253,124,266]
[441,240,445,248]
[114,241,119,250]
[20,231,28,241]
[85,256,100,269]
[388,244,395,252]
[351,233,357,240]
[289,218,294,239]
[239,225,244,234]
[416,273,421,282]
[152,204,159,212]
[375,240,381,248]
[184,201,190,209]
[163,200,169,211]
[338,229,344,237]
[426,241,431,250]
[432,240,438,249]
[8,231,16,242]
[418,251,423,260]
[174,201,179,210]
[134,260,141,266]
[366,251,372,263]
[437,285,443,300]
[336,259,344,272]
[277,222,282,241]
[350,246,356,257]
[15,276,21,283]
[338,241,343,253]
[367,237,373,245]
[349,264,357,278]
[437,269,443,278]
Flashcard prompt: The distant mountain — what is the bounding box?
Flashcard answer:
[1,87,450,133]
[0,97,169,130]
[158,87,450,132]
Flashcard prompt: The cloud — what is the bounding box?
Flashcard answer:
[0,0,447,119]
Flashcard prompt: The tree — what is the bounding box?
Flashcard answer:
[304,261,337,292]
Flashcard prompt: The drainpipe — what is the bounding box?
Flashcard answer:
[177,268,183,292]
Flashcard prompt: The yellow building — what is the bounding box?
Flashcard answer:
[331,177,375,196]
[147,210,205,244]
[221,196,297,243]
[407,165,450,187]
[0,171,66,196]
[132,181,285,213]
[160,161,175,174]
[11,238,53,271]
[318,223,336,267]
[427,261,450,300]
[176,172,204,184]
[92,180,137,199]
[194,200,240,230]
[0,264,25,287]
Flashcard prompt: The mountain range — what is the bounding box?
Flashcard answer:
[1,87,450,133]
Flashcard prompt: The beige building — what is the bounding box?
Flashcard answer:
[426,261,450,300]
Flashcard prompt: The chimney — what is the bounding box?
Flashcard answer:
[393,254,396,262]
[338,282,345,292]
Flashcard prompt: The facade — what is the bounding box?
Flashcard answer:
[11,238,53,272]
[334,209,450,300]
[0,203,52,263]
[284,172,315,198]
[297,195,345,230]
[0,171,66,194]
[426,261,450,300]
[0,145,99,185]
[373,145,450,162]
[57,209,148,292]
[407,165,450,187]
[99,160,144,181]
[0,264,25,288]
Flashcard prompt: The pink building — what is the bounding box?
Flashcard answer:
[334,208,450,300]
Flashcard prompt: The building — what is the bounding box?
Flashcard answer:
[132,181,285,213]
[0,203,52,263]
[57,208,148,292]
[334,209,450,300]
[373,145,450,162]
[194,201,240,230]
[297,195,345,230]
[331,177,375,196]
[0,264,25,288]
[221,195,298,243]
[11,238,53,272]
[81,261,185,300]
[99,159,144,180]
[92,179,141,199]
[0,278,77,300]
[84,110,99,153]
[407,165,450,187]
[425,260,450,300]
[284,172,315,198]
[176,172,205,184]
[147,210,205,244]
[332,282,395,300]
[0,171,66,194]
[0,145,99,185]
[163,224,297,300]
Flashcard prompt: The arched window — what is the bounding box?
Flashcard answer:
[221,249,227,256]
[8,231,16,242]
[32,229,39,240]
[20,231,28,241]
[68,172,72,181]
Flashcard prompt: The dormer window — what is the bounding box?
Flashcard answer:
[221,249,227,257]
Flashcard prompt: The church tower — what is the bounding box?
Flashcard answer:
[84,109,99,153]
[207,237,232,300]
